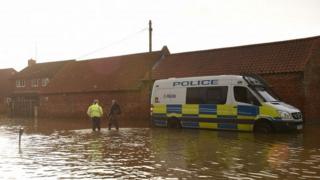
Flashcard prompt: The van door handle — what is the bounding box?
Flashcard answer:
[233,106,237,108]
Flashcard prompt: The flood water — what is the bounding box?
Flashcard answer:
[1,117,320,179]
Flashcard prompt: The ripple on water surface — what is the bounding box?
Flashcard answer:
[0,120,320,179]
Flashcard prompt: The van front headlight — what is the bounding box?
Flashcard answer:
[278,110,292,120]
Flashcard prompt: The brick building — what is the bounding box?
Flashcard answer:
[0,68,16,115]
[152,36,320,123]
[10,59,74,117]
[5,36,319,124]
[40,47,169,126]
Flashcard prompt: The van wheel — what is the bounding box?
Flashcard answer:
[254,120,274,133]
[167,117,181,128]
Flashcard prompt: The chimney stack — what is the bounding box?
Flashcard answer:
[28,59,36,67]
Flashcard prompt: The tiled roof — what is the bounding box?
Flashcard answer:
[0,68,16,96]
[152,36,320,79]
[13,60,75,79]
[43,51,164,94]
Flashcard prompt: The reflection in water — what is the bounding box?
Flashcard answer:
[267,144,290,168]
[0,117,320,179]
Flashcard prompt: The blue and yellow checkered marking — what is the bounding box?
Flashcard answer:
[199,105,217,118]
[181,121,199,128]
[238,105,259,116]
[237,105,259,120]
[218,123,237,129]
[199,104,217,114]
[167,104,182,114]
[153,119,167,127]
[152,103,280,131]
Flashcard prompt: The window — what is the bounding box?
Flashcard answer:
[186,87,207,104]
[16,80,25,88]
[41,78,49,87]
[234,86,260,105]
[207,87,228,104]
[31,79,39,87]
[6,97,11,104]
[186,86,228,104]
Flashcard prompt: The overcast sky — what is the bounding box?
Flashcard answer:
[0,0,319,71]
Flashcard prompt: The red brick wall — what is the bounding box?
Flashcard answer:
[139,82,153,125]
[39,88,150,127]
[261,73,305,114]
[38,71,317,124]
[304,40,320,123]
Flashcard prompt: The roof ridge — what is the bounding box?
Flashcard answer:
[170,35,320,56]
[35,59,75,65]
[78,51,161,62]
[152,36,319,78]
[43,50,164,94]
[0,68,16,71]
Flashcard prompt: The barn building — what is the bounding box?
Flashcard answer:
[39,47,169,126]
[6,36,320,124]
[152,36,320,123]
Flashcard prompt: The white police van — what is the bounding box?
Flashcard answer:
[150,75,303,132]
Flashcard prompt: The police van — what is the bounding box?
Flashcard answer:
[150,75,303,132]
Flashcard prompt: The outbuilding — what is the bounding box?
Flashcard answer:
[152,36,320,123]
[40,47,169,126]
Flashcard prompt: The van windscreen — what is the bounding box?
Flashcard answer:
[255,87,279,102]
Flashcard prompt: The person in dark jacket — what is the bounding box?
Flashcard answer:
[108,99,121,130]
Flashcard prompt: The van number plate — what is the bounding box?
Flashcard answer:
[297,124,303,130]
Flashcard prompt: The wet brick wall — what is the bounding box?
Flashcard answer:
[262,73,305,116]
[304,40,320,123]
[38,71,319,124]
[39,87,151,127]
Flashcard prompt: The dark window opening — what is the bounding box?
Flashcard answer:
[234,86,260,106]
[186,86,228,104]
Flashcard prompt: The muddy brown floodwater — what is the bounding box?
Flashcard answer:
[0,117,320,179]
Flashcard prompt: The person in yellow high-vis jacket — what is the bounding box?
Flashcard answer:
[87,99,103,131]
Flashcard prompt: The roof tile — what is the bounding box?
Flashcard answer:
[13,60,75,79]
[153,36,319,79]
[43,51,163,94]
